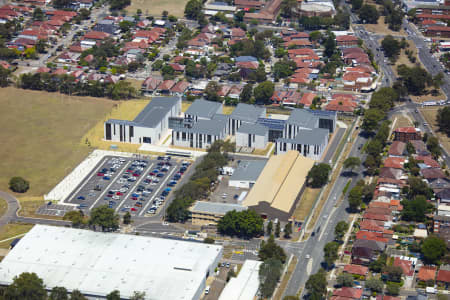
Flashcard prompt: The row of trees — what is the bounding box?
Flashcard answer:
[3,272,145,300]
[165,141,233,222]
[258,235,287,298]
[217,210,264,238]
[18,73,138,100]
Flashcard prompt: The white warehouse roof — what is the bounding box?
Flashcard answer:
[0,225,223,300]
[218,260,262,300]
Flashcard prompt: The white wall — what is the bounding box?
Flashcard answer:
[229,180,252,189]
[236,131,268,150]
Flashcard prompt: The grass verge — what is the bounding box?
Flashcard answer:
[420,107,450,155]
[293,188,321,222]
[0,223,34,248]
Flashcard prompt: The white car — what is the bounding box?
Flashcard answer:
[305,254,311,259]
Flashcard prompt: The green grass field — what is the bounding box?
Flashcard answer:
[0,87,115,196]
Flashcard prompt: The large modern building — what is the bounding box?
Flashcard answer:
[276,109,336,160]
[104,96,181,145]
[242,150,315,221]
[0,225,222,300]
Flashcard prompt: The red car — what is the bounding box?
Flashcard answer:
[131,197,138,200]
[107,194,113,197]
[133,173,140,177]
[97,172,104,176]
[149,172,155,176]
[131,207,137,211]
[116,192,123,196]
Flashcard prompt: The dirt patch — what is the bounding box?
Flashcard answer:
[410,91,447,103]
[126,0,189,17]
[363,16,407,37]
[420,107,450,155]
[394,114,414,128]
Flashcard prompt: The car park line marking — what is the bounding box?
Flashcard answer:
[67,157,109,204]
[140,167,178,217]
[115,162,154,212]
[89,160,133,210]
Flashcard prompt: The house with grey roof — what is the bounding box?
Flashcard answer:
[104,97,181,144]
[228,103,266,135]
[190,201,247,225]
[275,108,336,160]
[236,123,269,150]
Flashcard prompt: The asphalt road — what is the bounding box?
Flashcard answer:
[322,127,346,163]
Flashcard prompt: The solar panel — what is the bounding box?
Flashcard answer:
[257,118,285,131]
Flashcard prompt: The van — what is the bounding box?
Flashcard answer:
[205,286,210,295]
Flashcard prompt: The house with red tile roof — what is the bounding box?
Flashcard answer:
[393,257,414,277]
[231,27,246,38]
[437,267,450,288]
[271,91,301,106]
[363,212,392,222]
[388,141,407,157]
[324,99,357,114]
[36,66,51,73]
[170,81,190,96]
[336,35,359,48]
[394,127,421,142]
[84,31,110,41]
[331,287,363,300]
[417,266,436,282]
[169,63,185,73]
[422,168,446,181]
[416,155,441,168]
[342,71,372,92]
[356,231,389,244]
[343,264,369,276]
[283,39,312,48]
[383,157,405,169]
[141,76,162,93]
[299,92,316,108]
[156,80,175,93]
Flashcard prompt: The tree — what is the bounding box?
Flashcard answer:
[123,211,131,224]
[397,65,432,96]
[109,0,131,10]
[106,290,120,300]
[421,235,447,264]
[437,106,450,136]
[0,65,10,87]
[217,209,264,238]
[204,81,221,102]
[365,278,384,292]
[253,81,274,104]
[275,221,281,237]
[351,0,363,10]
[267,220,273,235]
[259,235,287,263]
[281,0,297,18]
[305,269,327,299]
[369,253,387,273]
[49,287,68,300]
[323,241,339,268]
[334,221,349,241]
[343,157,361,174]
[32,8,45,21]
[89,205,119,232]
[79,8,90,20]
[307,163,331,188]
[4,272,46,300]
[401,195,431,222]
[130,291,146,300]
[336,273,354,287]
[384,265,403,282]
[359,4,379,24]
[184,0,203,20]
[70,290,88,300]
[203,237,215,244]
[273,59,296,80]
[386,283,400,296]
[259,258,283,298]
[362,109,384,133]
[53,0,71,8]
[427,135,441,158]
[381,35,401,59]
[348,185,363,211]
[406,141,415,155]
[323,32,336,58]
[9,176,29,193]
[432,72,444,95]
[240,83,253,103]
[63,210,86,227]
[284,222,292,238]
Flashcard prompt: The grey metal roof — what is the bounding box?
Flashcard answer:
[278,128,329,145]
[230,160,267,182]
[191,201,247,215]
[237,123,268,136]
[105,119,138,126]
[185,99,222,120]
[287,109,318,129]
[177,118,227,136]
[230,103,265,123]
[132,96,179,128]
[212,113,229,122]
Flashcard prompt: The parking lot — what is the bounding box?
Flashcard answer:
[64,155,191,217]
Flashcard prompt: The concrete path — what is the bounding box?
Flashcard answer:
[0,191,19,227]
